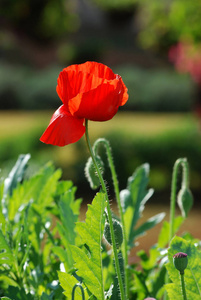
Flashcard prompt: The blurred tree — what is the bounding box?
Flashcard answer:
[0,0,79,42]
[90,0,137,9]
[137,0,201,51]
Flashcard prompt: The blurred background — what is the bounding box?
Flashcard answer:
[1,0,201,212]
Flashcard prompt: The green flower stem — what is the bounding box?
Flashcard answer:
[180,273,187,300]
[169,158,187,242]
[72,284,85,300]
[85,120,126,300]
[181,159,189,189]
[164,158,189,300]
[93,138,129,299]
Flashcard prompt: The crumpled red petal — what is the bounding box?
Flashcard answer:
[61,61,116,81]
[40,105,85,146]
[68,81,125,121]
[56,69,106,106]
[119,77,129,106]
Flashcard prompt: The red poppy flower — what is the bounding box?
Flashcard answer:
[40,61,128,146]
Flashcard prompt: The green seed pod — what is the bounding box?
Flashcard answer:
[85,155,104,190]
[104,219,123,248]
[173,252,188,274]
[177,187,193,218]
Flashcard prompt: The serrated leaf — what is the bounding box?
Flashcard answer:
[165,236,201,300]
[69,192,106,300]
[133,212,165,239]
[58,271,89,300]
[56,189,81,271]
[8,162,61,221]
[35,168,62,210]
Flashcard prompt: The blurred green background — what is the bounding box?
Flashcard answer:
[1,0,201,203]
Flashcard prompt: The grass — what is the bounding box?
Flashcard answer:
[1,110,200,193]
[0,110,197,139]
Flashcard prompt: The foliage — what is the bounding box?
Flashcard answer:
[114,66,194,112]
[0,138,197,300]
[0,0,79,41]
[137,0,201,50]
[0,62,194,112]
[166,236,201,299]
[1,113,201,194]
[90,0,137,10]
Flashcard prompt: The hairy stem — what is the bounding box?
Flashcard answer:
[93,138,129,299]
[169,158,189,241]
[164,158,189,300]
[85,120,126,300]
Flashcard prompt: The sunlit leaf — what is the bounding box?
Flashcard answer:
[132,212,165,240]
[59,192,106,299]
[166,236,201,300]
[158,216,184,248]
[120,164,156,248]
[3,154,31,199]
[0,230,14,265]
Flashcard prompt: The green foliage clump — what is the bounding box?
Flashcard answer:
[1,0,79,41]
[114,66,194,112]
[0,152,166,299]
[0,145,199,300]
[0,62,194,112]
[137,0,201,50]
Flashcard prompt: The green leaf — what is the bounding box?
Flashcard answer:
[0,230,14,265]
[166,236,201,300]
[5,286,34,300]
[56,188,82,271]
[177,187,193,218]
[132,212,165,240]
[158,216,184,248]
[60,192,106,300]
[41,292,53,300]
[120,164,154,248]
[1,298,12,300]
[8,162,61,221]
[72,192,106,299]
[3,154,31,199]
[58,271,89,299]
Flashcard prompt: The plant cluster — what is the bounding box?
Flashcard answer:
[0,150,199,300]
[0,61,200,300]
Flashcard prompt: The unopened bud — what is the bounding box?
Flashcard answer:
[173,252,188,274]
[104,219,123,248]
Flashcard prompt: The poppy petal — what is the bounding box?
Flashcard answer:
[56,69,106,106]
[40,105,85,146]
[69,82,124,121]
[62,61,116,80]
[119,77,129,106]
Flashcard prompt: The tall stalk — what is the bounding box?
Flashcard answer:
[85,120,126,300]
[93,138,129,299]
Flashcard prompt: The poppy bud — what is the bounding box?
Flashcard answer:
[177,187,193,218]
[85,155,104,190]
[104,219,123,248]
[173,252,188,274]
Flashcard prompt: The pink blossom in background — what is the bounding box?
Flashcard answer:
[169,42,201,85]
